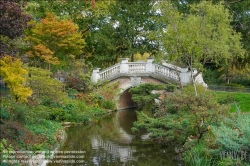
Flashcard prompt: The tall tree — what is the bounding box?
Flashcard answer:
[25,12,86,69]
[86,0,160,68]
[26,67,67,103]
[159,1,245,93]
[169,0,250,83]
[0,0,31,56]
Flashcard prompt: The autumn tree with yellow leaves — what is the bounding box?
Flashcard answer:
[25,12,86,69]
[0,55,32,102]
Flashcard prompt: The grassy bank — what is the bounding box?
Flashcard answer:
[213,91,250,112]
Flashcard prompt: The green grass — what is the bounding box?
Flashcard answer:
[213,91,250,112]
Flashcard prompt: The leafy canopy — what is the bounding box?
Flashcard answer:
[26,67,67,103]
[0,55,32,102]
[159,1,245,75]
[129,83,165,107]
[25,12,86,69]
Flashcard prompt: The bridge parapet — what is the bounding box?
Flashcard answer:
[92,58,207,87]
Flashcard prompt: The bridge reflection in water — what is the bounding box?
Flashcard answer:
[48,109,180,166]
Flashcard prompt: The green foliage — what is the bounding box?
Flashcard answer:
[65,59,92,92]
[221,83,245,88]
[211,107,250,152]
[65,88,79,99]
[159,1,245,81]
[203,68,223,85]
[101,100,116,110]
[0,139,13,152]
[0,107,10,120]
[81,82,120,109]
[133,110,192,145]
[23,0,93,31]
[129,83,165,107]
[0,139,14,165]
[183,142,211,166]
[181,84,207,95]
[86,0,160,67]
[231,78,250,87]
[214,91,250,112]
[26,67,68,103]
[133,84,227,146]
[26,119,62,150]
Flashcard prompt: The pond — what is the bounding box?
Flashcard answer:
[47,109,181,166]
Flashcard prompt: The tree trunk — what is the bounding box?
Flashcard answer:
[190,66,198,96]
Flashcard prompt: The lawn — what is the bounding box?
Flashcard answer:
[213,91,250,112]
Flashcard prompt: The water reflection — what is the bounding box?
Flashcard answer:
[48,109,180,166]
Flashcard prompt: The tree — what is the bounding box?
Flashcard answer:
[25,12,86,69]
[0,0,31,56]
[132,85,228,145]
[26,67,67,103]
[129,83,165,107]
[24,0,99,31]
[159,1,245,94]
[0,55,32,102]
[86,0,160,68]
[168,0,250,83]
[0,0,31,39]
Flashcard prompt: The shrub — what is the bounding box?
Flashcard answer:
[0,107,10,120]
[48,108,67,121]
[88,107,105,116]
[210,106,250,165]
[221,83,245,88]
[101,100,116,110]
[203,68,222,85]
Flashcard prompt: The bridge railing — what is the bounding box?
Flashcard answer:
[154,63,179,81]
[99,63,120,80]
[91,57,207,86]
[127,62,147,73]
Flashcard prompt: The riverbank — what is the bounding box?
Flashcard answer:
[0,95,116,165]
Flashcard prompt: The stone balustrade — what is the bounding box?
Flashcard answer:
[99,64,120,80]
[91,57,207,87]
[154,64,179,80]
[127,62,147,73]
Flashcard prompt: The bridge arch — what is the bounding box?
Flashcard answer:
[92,58,207,109]
[109,76,167,109]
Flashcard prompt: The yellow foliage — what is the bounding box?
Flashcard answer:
[134,52,150,61]
[25,12,86,67]
[27,44,60,65]
[0,55,32,102]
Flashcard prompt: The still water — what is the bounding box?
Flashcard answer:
[48,109,180,166]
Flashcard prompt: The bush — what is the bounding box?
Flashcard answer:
[203,68,223,85]
[210,106,250,165]
[48,108,67,121]
[221,83,245,88]
[0,108,10,120]
[88,107,105,116]
[231,78,250,87]
[101,100,116,110]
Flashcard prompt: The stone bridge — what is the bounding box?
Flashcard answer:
[92,58,207,109]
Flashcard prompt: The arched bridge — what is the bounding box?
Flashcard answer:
[92,58,207,109]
